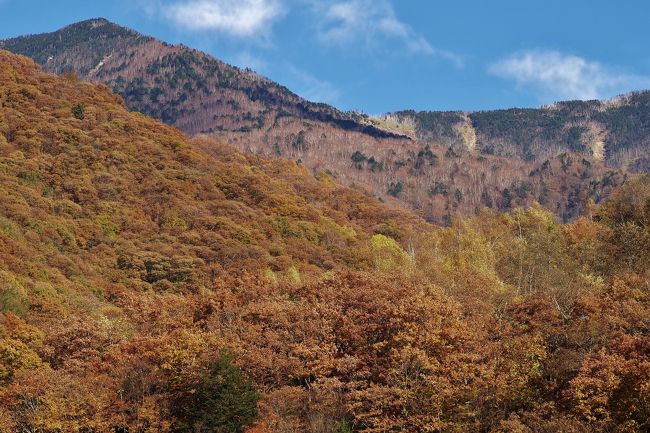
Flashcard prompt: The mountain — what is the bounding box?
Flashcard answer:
[0,18,398,140]
[381,95,650,170]
[2,49,650,433]
[0,50,425,285]
[0,19,631,224]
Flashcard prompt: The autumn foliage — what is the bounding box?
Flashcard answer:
[1,51,650,432]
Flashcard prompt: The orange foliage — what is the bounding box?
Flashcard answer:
[2,51,650,432]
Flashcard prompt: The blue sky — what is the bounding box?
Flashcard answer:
[2,0,650,113]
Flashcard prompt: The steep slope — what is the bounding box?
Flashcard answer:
[1,19,625,224]
[3,50,650,433]
[0,50,424,288]
[0,18,397,139]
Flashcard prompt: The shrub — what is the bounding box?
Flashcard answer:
[387,181,403,197]
[72,103,85,120]
[172,351,260,433]
[351,151,367,163]
[429,182,449,197]
[370,234,412,273]
[0,272,28,317]
[292,130,308,151]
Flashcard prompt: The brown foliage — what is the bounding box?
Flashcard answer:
[2,51,650,432]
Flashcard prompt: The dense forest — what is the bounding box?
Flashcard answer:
[2,50,650,433]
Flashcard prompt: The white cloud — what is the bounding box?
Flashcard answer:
[490,50,650,101]
[314,0,461,65]
[162,0,283,37]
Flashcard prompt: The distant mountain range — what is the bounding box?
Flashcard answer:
[4,18,647,223]
[383,95,650,170]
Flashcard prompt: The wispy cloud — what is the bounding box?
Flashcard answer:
[231,51,268,72]
[287,64,341,104]
[490,50,650,101]
[160,0,283,37]
[313,0,462,66]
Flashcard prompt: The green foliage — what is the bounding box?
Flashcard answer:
[160,211,188,231]
[351,151,367,163]
[394,110,466,146]
[94,214,120,239]
[366,156,383,172]
[172,351,260,433]
[291,130,308,151]
[387,181,403,197]
[511,180,531,199]
[566,126,588,152]
[501,188,512,210]
[415,145,438,168]
[429,181,449,197]
[17,170,40,185]
[336,421,354,433]
[0,272,28,317]
[286,266,301,284]
[71,103,85,120]
[402,94,650,165]
[272,216,322,244]
[0,18,144,66]
[445,147,458,158]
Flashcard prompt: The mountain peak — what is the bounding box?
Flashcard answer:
[0,18,146,67]
[59,17,139,36]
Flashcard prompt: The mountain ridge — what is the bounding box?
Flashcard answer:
[374,90,650,169]
[0,18,407,141]
[1,19,640,224]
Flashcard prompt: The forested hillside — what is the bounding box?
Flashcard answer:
[0,18,395,139]
[2,50,650,432]
[0,19,627,225]
[385,92,650,169]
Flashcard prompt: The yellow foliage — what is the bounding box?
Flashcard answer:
[94,213,120,239]
[0,338,45,383]
[370,234,413,274]
[286,266,301,284]
[263,268,278,285]
[0,271,29,317]
[1,312,44,349]
[160,211,188,231]
[4,48,650,432]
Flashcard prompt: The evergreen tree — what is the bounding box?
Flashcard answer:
[173,352,260,433]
